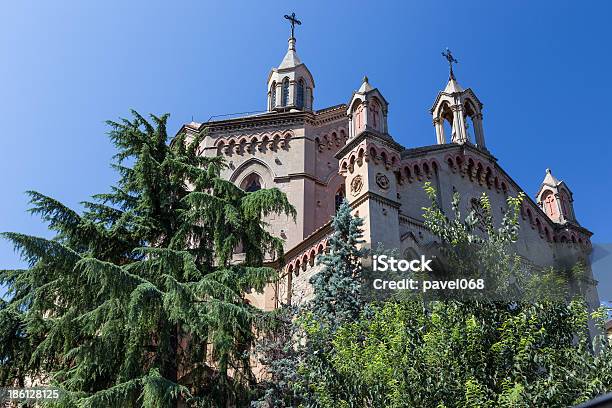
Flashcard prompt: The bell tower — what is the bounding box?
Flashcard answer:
[347,76,389,138]
[267,13,315,112]
[536,168,577,224]
[430,49,486,150]
[337,77,401,251]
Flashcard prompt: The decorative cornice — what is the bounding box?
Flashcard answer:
[203,112,314,134]
[282,221,333,264]
[274,172,327,186]
[312,112,347,126]
[351,191,401,210]
[552,221,593,237]
[335,130,403,160]
[399,213,427,229]
[313,104,347,123]
[401,143,496,162]
[176,104,349,140]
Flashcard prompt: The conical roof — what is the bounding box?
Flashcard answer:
[358,76,374,93]
[542,168,561,187]
[278,38,302,69]
[443,76,464,93]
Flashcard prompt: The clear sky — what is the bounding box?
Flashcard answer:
[1,1,611,297]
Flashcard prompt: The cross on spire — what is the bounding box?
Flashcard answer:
[441,47,458,80]
[284,12,301,39]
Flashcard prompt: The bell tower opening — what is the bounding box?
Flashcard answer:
[281,78,290,107]
[430,49,486,149]
[369,98,381,132]
[296,78,305,109]
[269,81,277,110]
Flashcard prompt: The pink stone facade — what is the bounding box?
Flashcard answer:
[176,35,596,312]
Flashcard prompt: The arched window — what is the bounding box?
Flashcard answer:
[541,190,558,219]
[560,191,572,220]
[335,185,346,213]
[270,81,276,109]
[370,99,381,131]
[352,100,365,135]
[296,79,304,109]
[281,78,290,107]
[437,102,453,143]
[241,173,262,192]
[463,100,481,145]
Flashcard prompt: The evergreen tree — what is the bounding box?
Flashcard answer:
[0,111,295,407]
[251,200,367,407]
[309,200,367,327]
[250,306,303,408]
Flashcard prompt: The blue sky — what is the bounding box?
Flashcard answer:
[1,1,611,298]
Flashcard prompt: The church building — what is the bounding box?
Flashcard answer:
[177,18,596,309]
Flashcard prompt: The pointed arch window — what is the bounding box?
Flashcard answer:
[241,173,262,193]
[296,79,305,109]
[270,81,276,109]
[370,99,380,131]
[281,78,290,107]
[560,191,571,219]
[542,190,558,219]
[335,185,346,213]
[352,100,365,135]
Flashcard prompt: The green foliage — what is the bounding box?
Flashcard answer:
[309,199,367,327]
[325,299,612,407]
[286,184,612,407]
[250,306,305,408]
[0,111,295,407]
[422,182,581,302]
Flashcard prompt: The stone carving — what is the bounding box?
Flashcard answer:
[350,175,363,195]
[376,173,390,190]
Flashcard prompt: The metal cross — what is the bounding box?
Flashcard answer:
[441,47,458,79]
[284,12,301,38]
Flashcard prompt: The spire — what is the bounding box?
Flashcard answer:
[443,76,464,94]
[267,13,314,112]
[279,12,303,69]
[358,76,374,93]
[542,168,561,187]
[536,168,577,225]
[441,48,463,93]
[278,37,302,69]
[347,76,390,138]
